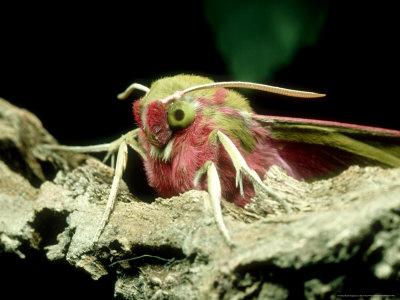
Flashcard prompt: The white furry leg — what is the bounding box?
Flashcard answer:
[92,140,128,244]
[194,161,234,248]
[43,129,144,245]
[216,130,291,213]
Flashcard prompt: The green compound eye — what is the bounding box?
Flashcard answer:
[167,99,195,130]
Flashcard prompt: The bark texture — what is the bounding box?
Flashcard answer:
[0,97,399,299]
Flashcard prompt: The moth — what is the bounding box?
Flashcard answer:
[48,74,400,246]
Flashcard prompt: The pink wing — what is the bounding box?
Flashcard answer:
[254,114,400,180]
[255,115,400,138]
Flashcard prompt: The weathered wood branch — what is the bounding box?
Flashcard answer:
[0,97,399,299]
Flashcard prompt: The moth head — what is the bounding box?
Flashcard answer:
[127,86,196,147]
[120,77,207,147]
[119,74,325,147]
[133,98,195,148]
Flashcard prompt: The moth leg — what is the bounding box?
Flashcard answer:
[102,128,145,163]
[43,128,144,163]
[194,161,234,248]
[42,142,111,154]
[91,128,146,244]
[43,128,146,244]
[216,131,291,213]
[92,139,128,244]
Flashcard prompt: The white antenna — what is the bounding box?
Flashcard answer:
[117,83,150,100]
[180,81,325,98]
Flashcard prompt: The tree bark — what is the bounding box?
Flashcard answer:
[0,97,399,299]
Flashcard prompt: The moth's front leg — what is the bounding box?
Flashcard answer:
[92,129,147,243]
[216,130,291,213]
[90,129,146,244]
[194,161,234,248]
[102,128,146,165]
[92,139,128,244]
[42,128,144,245]
[42,128,143,164]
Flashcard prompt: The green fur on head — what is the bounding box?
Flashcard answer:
[143,74,256,152]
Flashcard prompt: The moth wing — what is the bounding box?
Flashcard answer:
[253,114,400,179]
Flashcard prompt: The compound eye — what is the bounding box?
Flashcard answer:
[166,99,195,130]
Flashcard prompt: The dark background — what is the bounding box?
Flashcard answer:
[1,1,399,146]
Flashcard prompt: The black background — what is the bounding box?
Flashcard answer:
[1,1,399,147]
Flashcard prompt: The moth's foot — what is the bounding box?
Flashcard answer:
[195,161,234,248]
[216,131,291,213]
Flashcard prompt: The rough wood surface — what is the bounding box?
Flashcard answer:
[1,97,399,299]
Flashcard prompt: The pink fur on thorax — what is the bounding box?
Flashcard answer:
[138,113,289,207]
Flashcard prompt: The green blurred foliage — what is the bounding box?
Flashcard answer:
[204,0,329,81]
